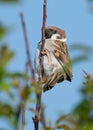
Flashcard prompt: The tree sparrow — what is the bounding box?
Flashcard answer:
[35,26,72,92]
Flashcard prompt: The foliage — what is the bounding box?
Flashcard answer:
[72,72,93,130]
[42,72,93,130]
[87,0,93,13]
[0,0,20,3]
[88,0,93,2]
[0,25,8,40]
[0,17,31,130]
[0,44,36,130]
[0,44,24,129]
[0,1,93,130]
[70,44,92,65]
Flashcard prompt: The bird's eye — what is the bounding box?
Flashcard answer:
[56,36,62,39]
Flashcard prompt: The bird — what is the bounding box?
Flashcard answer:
[35,26,72,92]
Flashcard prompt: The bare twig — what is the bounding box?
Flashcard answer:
[40,105,46,128]
[25,61,29,90]
[32,0,47,130]
[21,101,26,130]
[20,13,33,130]
[40,0,47,80]
[20,12,35,79]
[32,93,42,130]
[21,62,29,130]
[20,0,47,129]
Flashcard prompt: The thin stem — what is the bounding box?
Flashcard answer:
[32,93,42,130]
[21,101,26,130]
[21,62,29,130]
[20,12,35,79]
[32,0,47,130]
[40,0,47,80]
[40,105,46,128]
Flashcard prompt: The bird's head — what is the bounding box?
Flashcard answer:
[45,26,67,42]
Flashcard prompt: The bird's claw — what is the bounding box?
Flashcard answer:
[41,49,51,63]
[41,49,48,55]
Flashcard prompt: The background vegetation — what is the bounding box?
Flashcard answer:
[0,0,93,130]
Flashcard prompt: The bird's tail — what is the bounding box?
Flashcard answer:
[43,71,63,92]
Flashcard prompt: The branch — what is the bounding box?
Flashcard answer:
[20,12,35,79]
[21,62,29,130]
[32,0,47,130]
[21,101,26,130]
[40,0,47,80]
[40,105,46,128]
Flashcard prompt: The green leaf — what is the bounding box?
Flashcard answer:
[0,45,14,68]
[0,102,21,128]
[71,55,88,65]
[88,0,93,2]
[20,87,31,100]
[0,103,13,116]
[55,124,73,130]
[45,127,53,130]
[0,0,19,3]
[73,99,90,123]
[70,44,92,53]
[56,114,70,124]
[86,123,93,130]
[5,72,26,78]
[0,82,11,92]
[0,25,7,40]
[82,75,93,94]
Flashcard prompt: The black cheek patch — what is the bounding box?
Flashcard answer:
[45,29,57,39]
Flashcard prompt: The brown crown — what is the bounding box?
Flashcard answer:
[46,26,66,38]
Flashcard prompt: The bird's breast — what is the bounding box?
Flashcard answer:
[43,52,62,76]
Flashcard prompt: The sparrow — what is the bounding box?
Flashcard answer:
[35,26,72,92]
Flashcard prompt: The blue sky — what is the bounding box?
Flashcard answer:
[0,0,93,129]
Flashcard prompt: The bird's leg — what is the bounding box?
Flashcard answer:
[41,49,51,63]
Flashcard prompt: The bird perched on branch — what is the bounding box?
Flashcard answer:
[35,26,72,92]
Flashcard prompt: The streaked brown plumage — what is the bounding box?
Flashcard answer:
[35,26,72,92]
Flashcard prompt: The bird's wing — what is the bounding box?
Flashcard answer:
[34,41,41,81]
[43,70,64,92]
[52,40,72,81]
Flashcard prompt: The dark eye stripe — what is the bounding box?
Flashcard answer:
[56,36,62,39]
